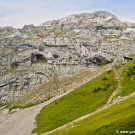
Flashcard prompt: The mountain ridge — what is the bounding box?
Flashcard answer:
[0,10,135,102]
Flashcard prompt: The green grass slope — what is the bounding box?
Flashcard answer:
[50,97,135,135]
[33,70,117,134]
[120,60,135,96]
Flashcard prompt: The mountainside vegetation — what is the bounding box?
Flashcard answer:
[120,60,135,96]
[32,60,135,135]
[33,70,117,134]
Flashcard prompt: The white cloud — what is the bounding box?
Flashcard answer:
[0,0,85,28]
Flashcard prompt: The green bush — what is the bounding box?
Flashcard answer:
[120,60,135,96]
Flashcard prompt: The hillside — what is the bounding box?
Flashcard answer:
[0,60,135,135]
[33,60,135,135]
[33,69,117,134]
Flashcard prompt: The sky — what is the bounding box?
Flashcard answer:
[0,0,135,28]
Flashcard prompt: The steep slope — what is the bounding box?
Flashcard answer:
[0,62,112,135]
[0,60,135,135]
[33,61,135,135]
[33,69,117,134]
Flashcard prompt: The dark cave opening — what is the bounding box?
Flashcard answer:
[53,54,59,59]
[31,53,47,63]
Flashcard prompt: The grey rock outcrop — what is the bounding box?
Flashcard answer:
[0,11,135,102]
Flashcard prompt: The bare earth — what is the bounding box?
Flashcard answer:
[0,96,61,135]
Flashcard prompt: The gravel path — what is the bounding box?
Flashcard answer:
[0,65,110,135]
[0,96,62,135]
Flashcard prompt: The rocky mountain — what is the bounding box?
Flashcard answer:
[0,11,135,102]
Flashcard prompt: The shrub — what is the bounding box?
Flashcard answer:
[93,87,102,93]
[102,77,108,81]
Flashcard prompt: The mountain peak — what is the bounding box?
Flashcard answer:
[0,10,135,103]
[40,11,122,29]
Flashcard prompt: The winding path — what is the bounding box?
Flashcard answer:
[0,65,110,135]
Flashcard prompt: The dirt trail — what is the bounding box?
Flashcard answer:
[106,68,121,104]
[106,65,125,104]
[0,65,110,135]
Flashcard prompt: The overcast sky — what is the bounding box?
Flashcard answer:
[0,0,135,28]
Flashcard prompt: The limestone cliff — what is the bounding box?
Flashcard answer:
[0,11,135,102]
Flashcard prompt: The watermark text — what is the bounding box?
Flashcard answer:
[116,130,135,134]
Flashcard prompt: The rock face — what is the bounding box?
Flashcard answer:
[0,11,135,102]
